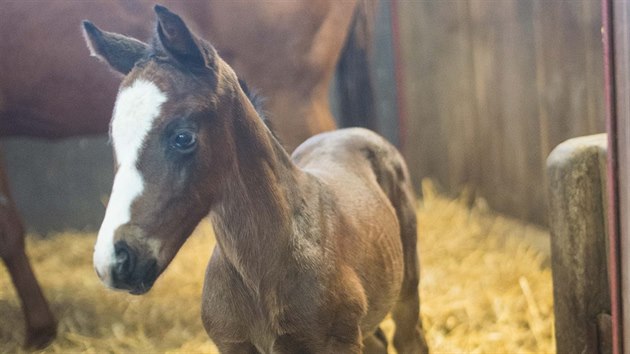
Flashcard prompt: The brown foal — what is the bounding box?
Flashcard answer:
[83,6,428,353]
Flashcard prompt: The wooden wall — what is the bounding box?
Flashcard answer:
[394,0,604,225]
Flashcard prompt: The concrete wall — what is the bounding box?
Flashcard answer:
[1,137,113,234]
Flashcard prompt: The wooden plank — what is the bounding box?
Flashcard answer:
[531,0,605,226]
[396,0,480,193]
[533,0,605,173]
[468,0,543,222]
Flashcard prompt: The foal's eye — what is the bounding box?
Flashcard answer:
[170,130,197,153]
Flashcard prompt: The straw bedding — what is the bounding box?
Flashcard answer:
[0,181,554,353]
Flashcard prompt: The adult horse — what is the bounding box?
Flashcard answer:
[0,0,371,348]
[83,5,427,353]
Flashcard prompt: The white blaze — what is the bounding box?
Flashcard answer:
[94,79,167,285]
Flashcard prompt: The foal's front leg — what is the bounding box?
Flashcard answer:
[362,326,388,354]
[324,333,363,354]
[214,340,260,354]
[272,330,363,354]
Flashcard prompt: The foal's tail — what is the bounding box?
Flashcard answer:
[369,140,430,353]
[375,148,420,301]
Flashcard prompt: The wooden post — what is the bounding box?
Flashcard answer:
[547,134,612,354]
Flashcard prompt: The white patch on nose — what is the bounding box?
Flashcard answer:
[94,79,167,285]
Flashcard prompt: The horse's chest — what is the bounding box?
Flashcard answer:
[201,263,314,350]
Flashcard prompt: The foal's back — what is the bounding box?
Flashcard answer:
[292,128,410,210]
[292,128,407,190]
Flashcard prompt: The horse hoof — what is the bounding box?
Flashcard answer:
[24,323,57,350]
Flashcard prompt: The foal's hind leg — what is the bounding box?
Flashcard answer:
[362,326,388,354]
[391,185,428,354]
[0,159,56,349]
[392,288,428,354]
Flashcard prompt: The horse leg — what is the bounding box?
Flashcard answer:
[324,329,363,354]
[3,249,57,348]
[362,326,388,354]
[274,319,363,354]
[0,157,56,349]
[391,184,429,354]
[392,289,428,354]
[214,340,260,354]
[273,328,364,354]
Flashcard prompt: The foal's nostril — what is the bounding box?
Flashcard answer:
[113,241,136,283]
[109,241,158,294]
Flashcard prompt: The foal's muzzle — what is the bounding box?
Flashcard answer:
[110,241,159,295]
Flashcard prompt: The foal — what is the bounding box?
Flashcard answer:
[83,6,428,353]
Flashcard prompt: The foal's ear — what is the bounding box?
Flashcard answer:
[154,5,215,69]
[82,21,148,75]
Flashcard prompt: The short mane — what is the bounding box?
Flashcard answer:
[238,79,280,142]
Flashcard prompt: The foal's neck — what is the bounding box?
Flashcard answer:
[210,89,304,289]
